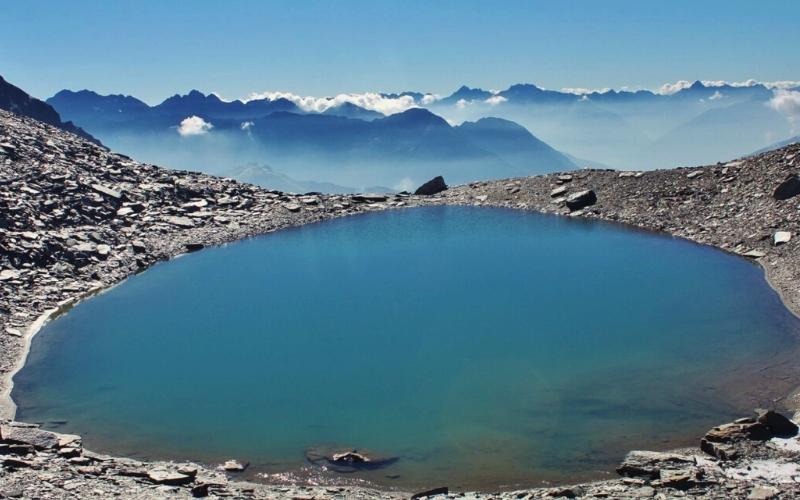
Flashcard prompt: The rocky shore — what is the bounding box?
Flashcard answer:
[2,107,800,498]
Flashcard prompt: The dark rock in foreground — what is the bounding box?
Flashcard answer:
[758,408,799,437]
[774,174,800,200]
[414,176,448,195]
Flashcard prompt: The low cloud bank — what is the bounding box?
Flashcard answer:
[243,91,439,116]
[769,90,800,131]
[658,79,800,95]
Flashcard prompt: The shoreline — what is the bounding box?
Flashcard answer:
[3,109,800,498]
[7,203,798,421]
[8,206,796,492]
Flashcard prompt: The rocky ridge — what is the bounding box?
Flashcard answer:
[2,108,800,498]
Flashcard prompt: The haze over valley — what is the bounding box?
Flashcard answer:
[42,79,800,192]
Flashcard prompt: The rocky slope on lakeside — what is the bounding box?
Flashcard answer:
[2,108,800,498]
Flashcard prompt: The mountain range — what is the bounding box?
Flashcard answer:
[6,73,797,191]
[46,79,799,176]
[46,87,577,190]
[424,80,796,169]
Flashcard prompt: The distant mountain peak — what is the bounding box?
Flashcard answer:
[380,107,449,127]
[689,80,706,90]
[441,85,492,104]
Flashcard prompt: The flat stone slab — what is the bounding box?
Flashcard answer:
[163,216,196,228]
[0,424,60,449]
[147,469,193,485]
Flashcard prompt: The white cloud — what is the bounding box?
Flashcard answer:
[769,90,800,131]
[177,116,213,136]
[485,95,507,105]
[658,80,694,95]
[240,121,254,130]
[420,94,440,105]
[456,98,469,109]
[243,91,420,115]
[709,90,723,100]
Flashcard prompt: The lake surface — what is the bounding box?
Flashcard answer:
[13,206,800,491]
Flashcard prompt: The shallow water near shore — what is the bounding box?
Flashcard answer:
[13,206,800,491]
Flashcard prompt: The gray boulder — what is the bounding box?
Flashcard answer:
[565,189,597,211]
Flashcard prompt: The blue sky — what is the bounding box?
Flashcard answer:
[2,0,799,104]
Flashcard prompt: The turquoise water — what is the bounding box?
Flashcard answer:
[13,207,800,491]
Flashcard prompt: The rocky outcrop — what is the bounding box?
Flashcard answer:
[0,75,101,146]
[414,176,448,195]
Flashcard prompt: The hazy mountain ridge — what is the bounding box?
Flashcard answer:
[45,78,799,184]
[427,80,794,169]
[0,76,101,145]
[47,87,576,191]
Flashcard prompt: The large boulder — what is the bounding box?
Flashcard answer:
[414,176,448,195]
[756,409,799,437]
[565,189,597,211]
[773,174,800,200]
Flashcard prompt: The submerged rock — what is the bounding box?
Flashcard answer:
[222,459,247,472]
[414,176,448,195]
[306,447,399,473]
